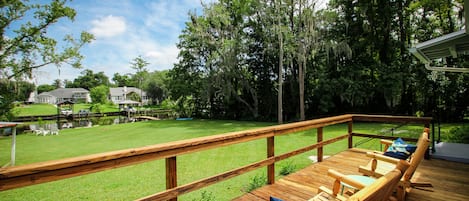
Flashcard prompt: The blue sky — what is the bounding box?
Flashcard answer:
[23,0,327,85]
[29,0,209,85]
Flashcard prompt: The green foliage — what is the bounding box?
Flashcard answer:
[0,0,94,79]
[37,84,56,94]
[191,191,216,201]
[130,55,150,91]
[145,81,164,105]
[90,103,103,114]
[416,111,424,118]
[0,0,93,118]
[67,69,110,90]
[244,173,267,192]
[90,85,109,104]
[167,0,468,122]
[144,70,169,105]
[279,160,297,176]
[448,125,469,144]
[176,96,195,118]
[0,80,34,120]
[128,92,141,102]
[112,73,133,87]
[37,117,44,127]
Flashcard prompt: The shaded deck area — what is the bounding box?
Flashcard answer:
[234,148,469,201]
[432,142,469,164]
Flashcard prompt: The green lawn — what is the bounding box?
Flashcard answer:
[12,103,58,116]
[12,103,119,117]
[0,120,429,200]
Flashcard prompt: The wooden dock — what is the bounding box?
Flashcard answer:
[234,148,469,201]
[135,116,160,120]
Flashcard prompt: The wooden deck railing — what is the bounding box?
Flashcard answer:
[0,114,431,200]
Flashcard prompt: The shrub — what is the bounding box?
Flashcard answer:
[244,173,266,192]
[448,125,469,144]
[279,160,296,176]
[191,191,215,201]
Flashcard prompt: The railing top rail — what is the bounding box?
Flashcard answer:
[352,114,432,124]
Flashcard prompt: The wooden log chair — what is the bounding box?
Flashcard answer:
[309,160,410,201]
[358,128,432,201]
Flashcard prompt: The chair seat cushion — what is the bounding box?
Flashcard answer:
[384,138,417,160]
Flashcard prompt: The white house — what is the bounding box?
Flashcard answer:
[36,88,91,104]
[109,86,149,105]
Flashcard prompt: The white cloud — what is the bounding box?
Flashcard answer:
[144,45,180,71]
[89,15,127,38]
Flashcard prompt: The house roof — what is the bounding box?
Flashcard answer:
[38,88,89,99]
[410,30,469,63]
[409,1,469,72]
[109,87,146,96]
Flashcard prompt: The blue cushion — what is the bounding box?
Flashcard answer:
[270,196,284,201]
[383,138,417,160]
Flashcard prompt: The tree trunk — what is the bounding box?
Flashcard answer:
[299,47,305,121]
[278,26,284,124]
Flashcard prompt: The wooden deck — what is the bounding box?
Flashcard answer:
[234,148,469,201]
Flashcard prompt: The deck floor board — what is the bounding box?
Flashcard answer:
[233,148,469,201]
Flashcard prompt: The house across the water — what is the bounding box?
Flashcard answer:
[35,88,91,104]
[109,86,149,106]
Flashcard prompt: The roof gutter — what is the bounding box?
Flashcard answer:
[424,64,469,73]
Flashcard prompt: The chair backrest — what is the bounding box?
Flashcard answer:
[349,160,410,201]
[402,128,430,182]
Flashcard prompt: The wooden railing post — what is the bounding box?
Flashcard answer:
[348,121,353,148]
[317,127,323,162]
[166,157,177,201]
[267,136,275,184]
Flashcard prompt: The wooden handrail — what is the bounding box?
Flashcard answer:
[0,114,431,200]
[352,114,432,124]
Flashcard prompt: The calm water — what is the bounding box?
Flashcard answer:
[1,116,139,135]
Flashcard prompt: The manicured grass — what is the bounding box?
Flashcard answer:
[73,103,119,113]
[0,120,431,200]
[12,103,119,117]
[12,103,58,116]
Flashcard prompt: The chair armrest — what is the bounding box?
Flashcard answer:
[366,152,400,164]
[380,139,393,145]
[328,169,367,190]
[380,139,393,151]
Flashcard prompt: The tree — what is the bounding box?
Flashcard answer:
[146,81,164,105]
[0,0,93,118]
[144,70,168,105]
[37,84,56,94]
[130,55,149,105]
[112,73,133,87]
[0,80,35,120]
[275,0,284,124]
[68,69,110,90]
[0,0,94,80]
[90,85,109,104]
[53,79,62,88]
[168,0,466,122]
